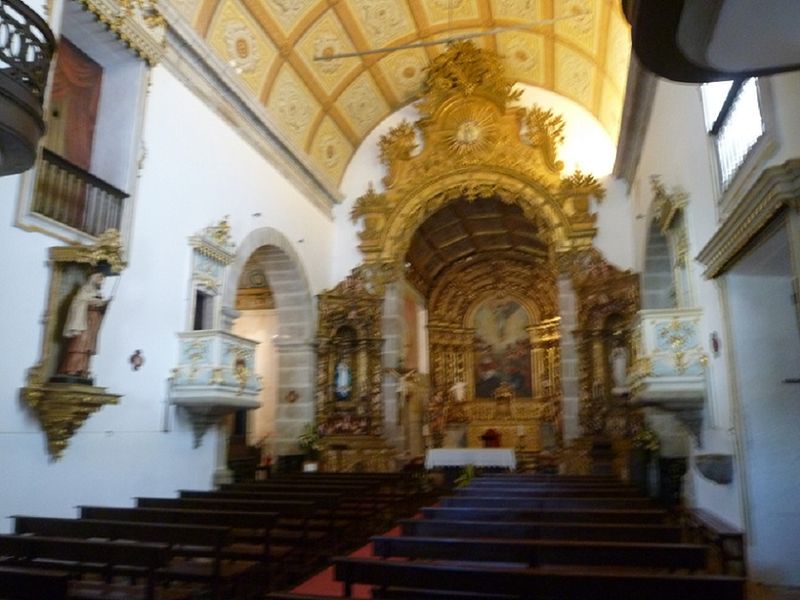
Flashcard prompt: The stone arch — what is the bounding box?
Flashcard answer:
[223,227,316,455]
[224,227,314,341]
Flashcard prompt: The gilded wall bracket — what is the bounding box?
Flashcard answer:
[22,383,119,459]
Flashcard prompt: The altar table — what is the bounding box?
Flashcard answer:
[424,448,516,470]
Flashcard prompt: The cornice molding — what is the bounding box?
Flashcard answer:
[697,159,800,278]
[613,55,657,186]
[158,2,342,214]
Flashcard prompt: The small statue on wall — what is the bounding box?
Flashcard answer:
[334,357,352,400]
[53,271,113,385]
[610,340,629,395]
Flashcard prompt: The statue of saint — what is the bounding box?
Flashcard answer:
[56,272,111,382]
[334,359,352,400]
[611,344,629,392]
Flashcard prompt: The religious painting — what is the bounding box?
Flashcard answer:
[473,298,532,398]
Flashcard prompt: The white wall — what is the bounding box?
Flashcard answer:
[726,225,800,585]
[0,63,335,527]
[630,71,800,549]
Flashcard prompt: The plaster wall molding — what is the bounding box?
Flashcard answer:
[697,159,800,278]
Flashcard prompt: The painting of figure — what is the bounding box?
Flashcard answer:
[473,298,532,398]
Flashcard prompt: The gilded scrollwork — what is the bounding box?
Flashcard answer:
[525,106,565,172]
[77,0,165,65]
[350,42,605,268]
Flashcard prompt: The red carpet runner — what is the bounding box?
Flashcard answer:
[290,526,403,598]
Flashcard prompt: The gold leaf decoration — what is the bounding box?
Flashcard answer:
[418,41,521,115]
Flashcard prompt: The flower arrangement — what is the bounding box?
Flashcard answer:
[632,427,660,452]
[297,422,322,459]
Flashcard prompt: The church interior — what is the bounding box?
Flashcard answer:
[1,0,799,597]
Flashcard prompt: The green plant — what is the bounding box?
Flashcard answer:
[297,422,321,459]
[454,464,476,488]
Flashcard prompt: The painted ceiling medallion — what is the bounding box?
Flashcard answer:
[224,22,259,73]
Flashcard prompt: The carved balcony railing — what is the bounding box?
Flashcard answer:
[0,0,54,175]
[628,308,708,443]
[32,148,129,236]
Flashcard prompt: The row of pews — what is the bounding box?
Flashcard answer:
[270,473,746,600]
[0,472,427,599]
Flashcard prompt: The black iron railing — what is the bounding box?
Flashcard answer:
[0,0,54,101]
[33,148,129,236]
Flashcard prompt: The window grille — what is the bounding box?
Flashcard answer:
[702,79,764,190]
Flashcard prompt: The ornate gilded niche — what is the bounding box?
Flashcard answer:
[315,266,393,471]
[21,230,126,459]
[559,249,640,438]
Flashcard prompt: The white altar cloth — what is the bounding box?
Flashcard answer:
[424,448,516,470]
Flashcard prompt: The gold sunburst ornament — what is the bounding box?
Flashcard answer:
[446,107,497,155]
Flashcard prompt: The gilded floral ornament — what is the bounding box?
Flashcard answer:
[351,183,390,242]
[417,41,521,115]
[379,121,417,168]
[525,106,565,172]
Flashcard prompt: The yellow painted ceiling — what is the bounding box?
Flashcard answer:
[176,0,631,189]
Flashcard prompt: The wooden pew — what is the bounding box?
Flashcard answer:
[398,518,685,543]
[0,566,69,600]
[134,497,325,567]
[223,482,387,525]
[455,486,643,497]
[421,506,669,524]
[333,556,746,600]
[370,535,709,572]
[0,534,185,600]
[439,495,655,510]
[76,506,285,590]
[178,489,359,550]
[12,516,258,600]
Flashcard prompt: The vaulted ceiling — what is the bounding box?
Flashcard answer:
[405,197,549,297]
[173,0,631,189]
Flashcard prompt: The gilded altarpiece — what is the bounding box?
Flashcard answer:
[426,258,562,451]
[315,267,393,471]
[345,42,619,461]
